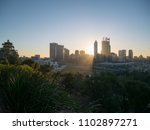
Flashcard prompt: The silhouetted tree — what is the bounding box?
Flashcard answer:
[0,40,19,64]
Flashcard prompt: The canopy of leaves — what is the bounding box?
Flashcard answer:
[0,41,19,64]
[21,59,40,70]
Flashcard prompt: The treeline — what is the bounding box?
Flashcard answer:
[0,62,150,113]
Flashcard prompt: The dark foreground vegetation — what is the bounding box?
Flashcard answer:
[0,63,150,113]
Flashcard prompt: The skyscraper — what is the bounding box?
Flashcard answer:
[128,49,133,59]
[75,50,79,57]
[64,48,69,60]
[50,43,58,60]
[80,50,85,56]
[57,45,64,61]
[101,37,111,56]
[118,50,126,57]
[94,40,98,57]
[50,43,64,61]
[118,49,126,62]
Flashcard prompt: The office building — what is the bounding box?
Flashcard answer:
[50,43,64,61]
[128,49,133,59]
[75,50,79,57]
[118,50,126,62]
[57,45,64,60]
[50,43,58,59]
[64,48,69,60]
[94,40,98,57]
[118,50,126,57]
[101,37,111,56]
[80,50,85,56]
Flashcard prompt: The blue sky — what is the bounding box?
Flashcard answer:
[0,0,150,57]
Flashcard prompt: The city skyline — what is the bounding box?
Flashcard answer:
[0,0,150,57]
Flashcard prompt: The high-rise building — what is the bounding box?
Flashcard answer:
[94,40,98,57]
[118,49,126,62]
[80,50,85,56]
[50,43,64,61]
[101,37,111,56]
[118,50,126,57]
[128,49,133,59]
[57,45,64,60]
[75,50,79,57]
[50,43,58,59]
[64,48,69,60]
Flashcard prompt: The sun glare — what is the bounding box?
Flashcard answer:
[86,45,94,55]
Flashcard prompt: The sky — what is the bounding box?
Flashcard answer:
[0,0,150,57]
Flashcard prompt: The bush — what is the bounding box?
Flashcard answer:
[0,64,77,112]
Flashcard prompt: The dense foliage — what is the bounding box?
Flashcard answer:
[0,64,150,113]
[0,40,19,65]
[85,72,150,112]
[0,65,77,112]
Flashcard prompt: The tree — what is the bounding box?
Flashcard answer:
[0,58,9,64]
[0,40,19,64]
[86,71,126,112]
[123,80,150,112]
[39,64,53,74]
[21,59,40,70]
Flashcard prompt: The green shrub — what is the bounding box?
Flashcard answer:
[0,64,76,112]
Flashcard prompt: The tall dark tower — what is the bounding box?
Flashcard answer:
[128,49,133,59]
[94,40,98,57]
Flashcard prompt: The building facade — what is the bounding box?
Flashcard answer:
[75,50,79,57]
[80,50,85,56]
[101,37,111,56]
[50,43,57,60]
[64,48,69,60]
[94,40,98,57]
[57,45,64,60]
[50,43,64,61]
[128,49,133,59]
[118,50,126,62]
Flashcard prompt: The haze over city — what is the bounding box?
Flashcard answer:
[0,0,150,57]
